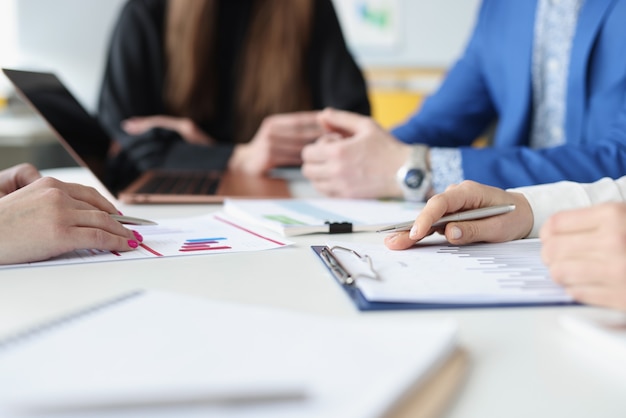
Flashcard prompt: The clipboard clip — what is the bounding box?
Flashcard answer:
[320,246,381,286]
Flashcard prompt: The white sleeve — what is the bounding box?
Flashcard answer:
[508,176,626,238]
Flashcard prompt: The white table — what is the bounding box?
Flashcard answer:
[0,168,623,418]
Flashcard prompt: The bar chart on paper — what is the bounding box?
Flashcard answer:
[436,242,561,292]
[325,238,574,306]
[179,237,230,252]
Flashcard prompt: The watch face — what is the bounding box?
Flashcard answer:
[404,168,425,189]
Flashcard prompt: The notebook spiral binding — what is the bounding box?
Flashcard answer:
[0,290,144,352]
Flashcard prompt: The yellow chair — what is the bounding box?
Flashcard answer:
[365,68,488,147]
[369,90,424,129]
[364,67,443,129]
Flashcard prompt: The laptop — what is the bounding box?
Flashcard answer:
[2,68,290,203]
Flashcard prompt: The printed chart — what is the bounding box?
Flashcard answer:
[2,213,290,269]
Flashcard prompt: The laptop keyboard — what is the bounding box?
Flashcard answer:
[137,172,220,195]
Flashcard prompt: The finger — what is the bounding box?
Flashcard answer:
[254,141,308,167]
[317,107,370,137]
[265,130,323,146]
[44,179,119,214]
[409,194,460,241]
[0,163,42,195]
[262,118,325,145]
[67,209,137,239]
[301,142,328,165]
[273,111,323,132]
[384,231,419,250]
[122,116,179,134]
[122,117,153,134]
[541,232,601,266]
[38,209,140,258]
[12,163,42,188]
[547,257,626,287]
[413,184,531,244]
[265,153,304,169]
[541,204,626,236]
[66,226,141,254]
[301,133,342,164]
[442,214,517,245]
[265,135,319,156]
[408,182,501,241]
[565,285,626,311]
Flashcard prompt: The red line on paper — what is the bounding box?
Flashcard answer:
[182,241,220,246]
[214,215,286,246]
[140,243,163,257]
[110,251,121,256]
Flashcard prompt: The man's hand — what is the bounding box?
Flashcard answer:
[385,181,532,250]
[301,108,410,199]
[229,111,323,175]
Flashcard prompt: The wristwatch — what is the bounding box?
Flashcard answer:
[396,144,432,202]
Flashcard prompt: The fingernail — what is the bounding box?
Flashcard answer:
[409,225,418,239]
[450,226,462,240]
[128,240,139,249]
[117,210,124,215]
[133,230,143,242]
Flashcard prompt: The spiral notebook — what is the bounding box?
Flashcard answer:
[0,290,460,418]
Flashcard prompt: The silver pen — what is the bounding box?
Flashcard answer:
[376,204,516,233]
[110,214,158,226]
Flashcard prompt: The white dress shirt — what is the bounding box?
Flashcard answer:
[512,176,626,237]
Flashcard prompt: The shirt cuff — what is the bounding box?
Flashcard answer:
[430,147,464,193]
[511,178,626,238]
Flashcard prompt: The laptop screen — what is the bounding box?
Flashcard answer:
[2,68,111,184]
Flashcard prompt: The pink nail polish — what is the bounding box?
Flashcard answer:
[118,210,124,215]
[128,240,139,248]
[133,230,143,242]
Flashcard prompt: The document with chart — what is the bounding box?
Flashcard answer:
[0,213,291,270]
[314,238,575,310]
[224,198,424,236]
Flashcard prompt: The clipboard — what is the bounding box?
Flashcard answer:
[311,245,579,311]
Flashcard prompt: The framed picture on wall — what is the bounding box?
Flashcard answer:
[332,0,401,50]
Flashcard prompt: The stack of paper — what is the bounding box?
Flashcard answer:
[223,198,424,236]
[0,290,459,418]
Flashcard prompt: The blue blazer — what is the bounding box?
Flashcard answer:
[392,0,626,188]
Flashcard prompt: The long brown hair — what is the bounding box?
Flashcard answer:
[165,0,313,142]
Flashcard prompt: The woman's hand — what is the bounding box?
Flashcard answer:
[540,203,626,311]
[229,111,323,175]
[122,116,215,146]
[0,177,142,265]
[385,180,533,250]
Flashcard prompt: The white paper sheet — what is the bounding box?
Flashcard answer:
[0,213,292,270]
[327,238,573,305]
